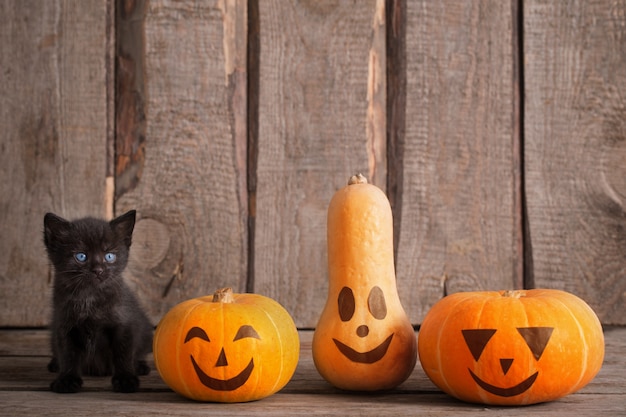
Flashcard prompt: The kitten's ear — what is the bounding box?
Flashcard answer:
[110,210,136,246]
[43,213,70,246]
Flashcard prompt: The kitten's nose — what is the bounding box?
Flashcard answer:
[92,265,104,276]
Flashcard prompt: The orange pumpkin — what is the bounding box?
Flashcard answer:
[153,288,299,402]
[418,289,604,405]
[312,174,417,391]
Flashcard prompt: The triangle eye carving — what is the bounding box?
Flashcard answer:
[461,327,554,363]
[462,329,497,361]
[517,327,554,360]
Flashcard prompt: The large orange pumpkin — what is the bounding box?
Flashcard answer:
[153,288,299,402]
[313,174,417,391]
[418,289,604,405]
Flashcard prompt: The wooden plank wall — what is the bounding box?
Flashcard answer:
[115,0,249,321]
[0,0,113,325]
[0,0,624,328]
[395,1,523,322]
[252,0,384,326]
[524,0,626,325]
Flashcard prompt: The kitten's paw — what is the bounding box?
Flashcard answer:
[112,373,139,393]
[136,360,150,376]
[50,374,83,393]
[47,357,59,373]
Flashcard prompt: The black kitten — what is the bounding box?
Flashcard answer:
[43,210,153,393]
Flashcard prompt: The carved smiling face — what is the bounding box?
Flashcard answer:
[312,281,418,391]
[462,327,554,397]
[153,290,299,402]
[333,286,393,363]
[184,325,261,392]
[417,289,605,405]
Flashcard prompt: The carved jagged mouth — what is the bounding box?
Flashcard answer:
[332,334,394,364]
[190,355,254,391]
[468,369,539,397]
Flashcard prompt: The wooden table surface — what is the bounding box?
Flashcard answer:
[1,328,624,416]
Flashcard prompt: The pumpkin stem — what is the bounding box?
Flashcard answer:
[348,173,368,185]
[212,287,235,303]
[501,290,525,298]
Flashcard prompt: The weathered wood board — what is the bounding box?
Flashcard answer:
[0,0,113,326]
[524,0,626,324]
[252,0,386,327]
[0,0,624,329]
[1,328,625,416]
[395,0,523,323]
[115,0,249,324]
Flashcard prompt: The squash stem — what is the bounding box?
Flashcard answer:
[348,173,368,185]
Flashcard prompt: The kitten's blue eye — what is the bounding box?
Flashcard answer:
[104,253,117,263]
[74,253,87,263]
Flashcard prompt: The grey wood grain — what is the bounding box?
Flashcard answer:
[524,0,626,324]
[115,0,249,324]
[0,328,624,416]
[252,0,384,327]
[395,0,522,323]
[0,0,113,326]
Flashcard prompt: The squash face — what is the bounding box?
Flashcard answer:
[332,285,394,364]
[313,175,417,391]
[153,288,299,402]
[313,281,417,391]
[418,289,604,405]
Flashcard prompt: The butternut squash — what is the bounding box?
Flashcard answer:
[312,174,417,390]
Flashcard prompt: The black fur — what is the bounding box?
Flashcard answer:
[43,210,153,393]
